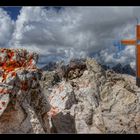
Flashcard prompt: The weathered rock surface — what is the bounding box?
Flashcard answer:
[0,50,140,134]
[42,58,140,134]
[0,49,50,134]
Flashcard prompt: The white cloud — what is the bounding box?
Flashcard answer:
[1,6,140,68]
[98,45,136,69]
[0,8,14,47]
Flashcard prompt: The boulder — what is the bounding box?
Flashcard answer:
[0,48,50,134]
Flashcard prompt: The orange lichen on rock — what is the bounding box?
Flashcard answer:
[0,48,38,86]
[0,48,41,116]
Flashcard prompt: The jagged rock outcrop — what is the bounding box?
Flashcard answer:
[0,48,50,134]
[42,58,140,134]
[0,49,139,134]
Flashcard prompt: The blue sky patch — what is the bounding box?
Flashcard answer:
[2,7,21,20]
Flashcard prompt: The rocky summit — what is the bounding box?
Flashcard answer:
[0,49,140,134]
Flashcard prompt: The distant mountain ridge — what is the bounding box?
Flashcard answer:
[41,59,136,76]
[111,63,136,76]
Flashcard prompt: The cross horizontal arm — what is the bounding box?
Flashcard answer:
[121,40,136,45]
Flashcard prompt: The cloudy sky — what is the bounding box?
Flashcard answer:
[0,6,140,68]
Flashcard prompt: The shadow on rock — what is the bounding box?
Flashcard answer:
[50,111,76,133]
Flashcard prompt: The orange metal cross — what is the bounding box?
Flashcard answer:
[121,25,140,87]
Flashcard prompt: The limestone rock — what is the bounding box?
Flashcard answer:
[47,81,77,133]
[44,58,140,134]
[1,51,140,134]
[0,48,50,134]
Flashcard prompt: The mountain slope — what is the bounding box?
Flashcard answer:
[0,54,139,134]
[41,58,140,133]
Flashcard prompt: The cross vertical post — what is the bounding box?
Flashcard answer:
[121,24,140,87]
[136,25,140,86]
